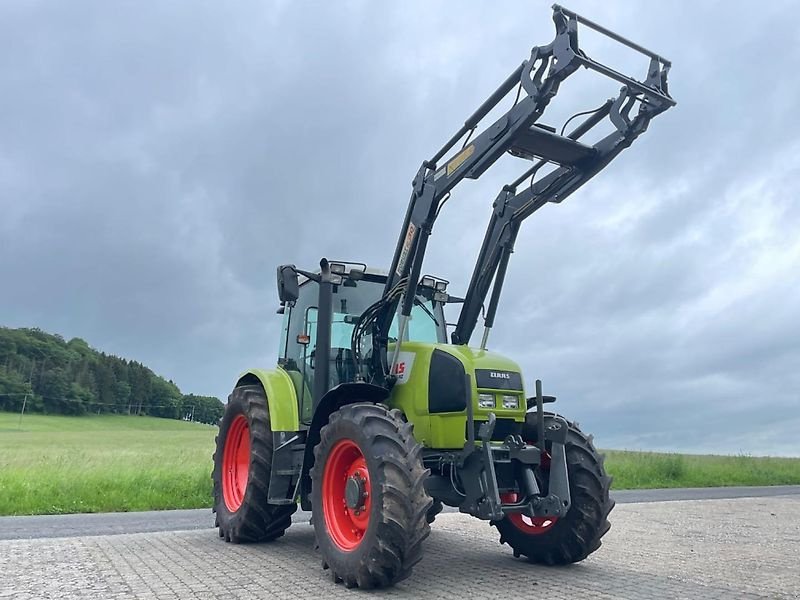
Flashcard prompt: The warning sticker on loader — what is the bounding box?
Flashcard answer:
[392,351,416,384]
[395,222,416,276]
[446,143,475,176]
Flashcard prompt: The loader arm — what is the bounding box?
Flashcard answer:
[452,79,671,345]
[364,5,675,384]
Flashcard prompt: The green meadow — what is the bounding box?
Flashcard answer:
[1,412,798,516]
[0,413,215,515]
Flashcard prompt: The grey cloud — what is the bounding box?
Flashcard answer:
[1,1,798,455]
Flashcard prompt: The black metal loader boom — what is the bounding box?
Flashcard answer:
[365,5,675,384]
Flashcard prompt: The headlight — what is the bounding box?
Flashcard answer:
[478,393,495,409]
[502,395,519,409]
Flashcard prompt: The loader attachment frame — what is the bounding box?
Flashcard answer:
[360,4,675,384]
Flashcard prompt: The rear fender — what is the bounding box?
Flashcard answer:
[235,368,300,432]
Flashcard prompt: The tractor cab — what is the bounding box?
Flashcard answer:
[276,263,447,424]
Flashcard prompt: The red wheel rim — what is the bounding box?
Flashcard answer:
[322,439,372,551]
[501,492,558,535]
[222,414,250,512]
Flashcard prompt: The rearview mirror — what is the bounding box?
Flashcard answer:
[277,265,299,304]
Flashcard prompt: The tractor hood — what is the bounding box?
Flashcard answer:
[388,342,527,448]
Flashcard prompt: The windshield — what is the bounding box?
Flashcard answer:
[282,277,446,360]
[328,278,445,350]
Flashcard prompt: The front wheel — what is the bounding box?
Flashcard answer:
[493,413,614,564]
[311,403,432,589]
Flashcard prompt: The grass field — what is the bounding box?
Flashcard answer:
[605,450,800,489]
[0,413,216,516]
[1,412,799,516]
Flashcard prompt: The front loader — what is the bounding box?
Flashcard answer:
[212,5,675,589]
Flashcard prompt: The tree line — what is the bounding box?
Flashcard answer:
[0,327,224,425]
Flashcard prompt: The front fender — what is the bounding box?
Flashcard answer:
[236,368,299,432]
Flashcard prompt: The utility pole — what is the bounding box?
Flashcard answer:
[19,356,37,430]
[18,393,28,430]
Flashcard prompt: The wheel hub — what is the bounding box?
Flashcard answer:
[322,439,372,551]
[345,473,367,510]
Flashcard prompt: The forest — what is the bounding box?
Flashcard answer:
[0,327,223,425]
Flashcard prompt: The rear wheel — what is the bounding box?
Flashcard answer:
[212,385,296,543]
[311,403,432,589]
[493,413,613,564]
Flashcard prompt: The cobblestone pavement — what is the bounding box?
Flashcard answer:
[1,496,798,599]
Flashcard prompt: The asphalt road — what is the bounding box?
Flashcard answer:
[2,495,799,599]
[1,485,798,541]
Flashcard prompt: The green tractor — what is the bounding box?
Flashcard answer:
[212,5,674,589]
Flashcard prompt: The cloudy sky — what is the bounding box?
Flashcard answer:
[1,1,798,455]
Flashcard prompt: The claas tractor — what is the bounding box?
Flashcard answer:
[212,5,675,589]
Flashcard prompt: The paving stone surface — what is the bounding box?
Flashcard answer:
[1,496,798,599]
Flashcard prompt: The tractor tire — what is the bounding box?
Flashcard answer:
[212,385,296,543]
[493,412,613,564]
[426,499,444,524]
[311,403,432,589]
